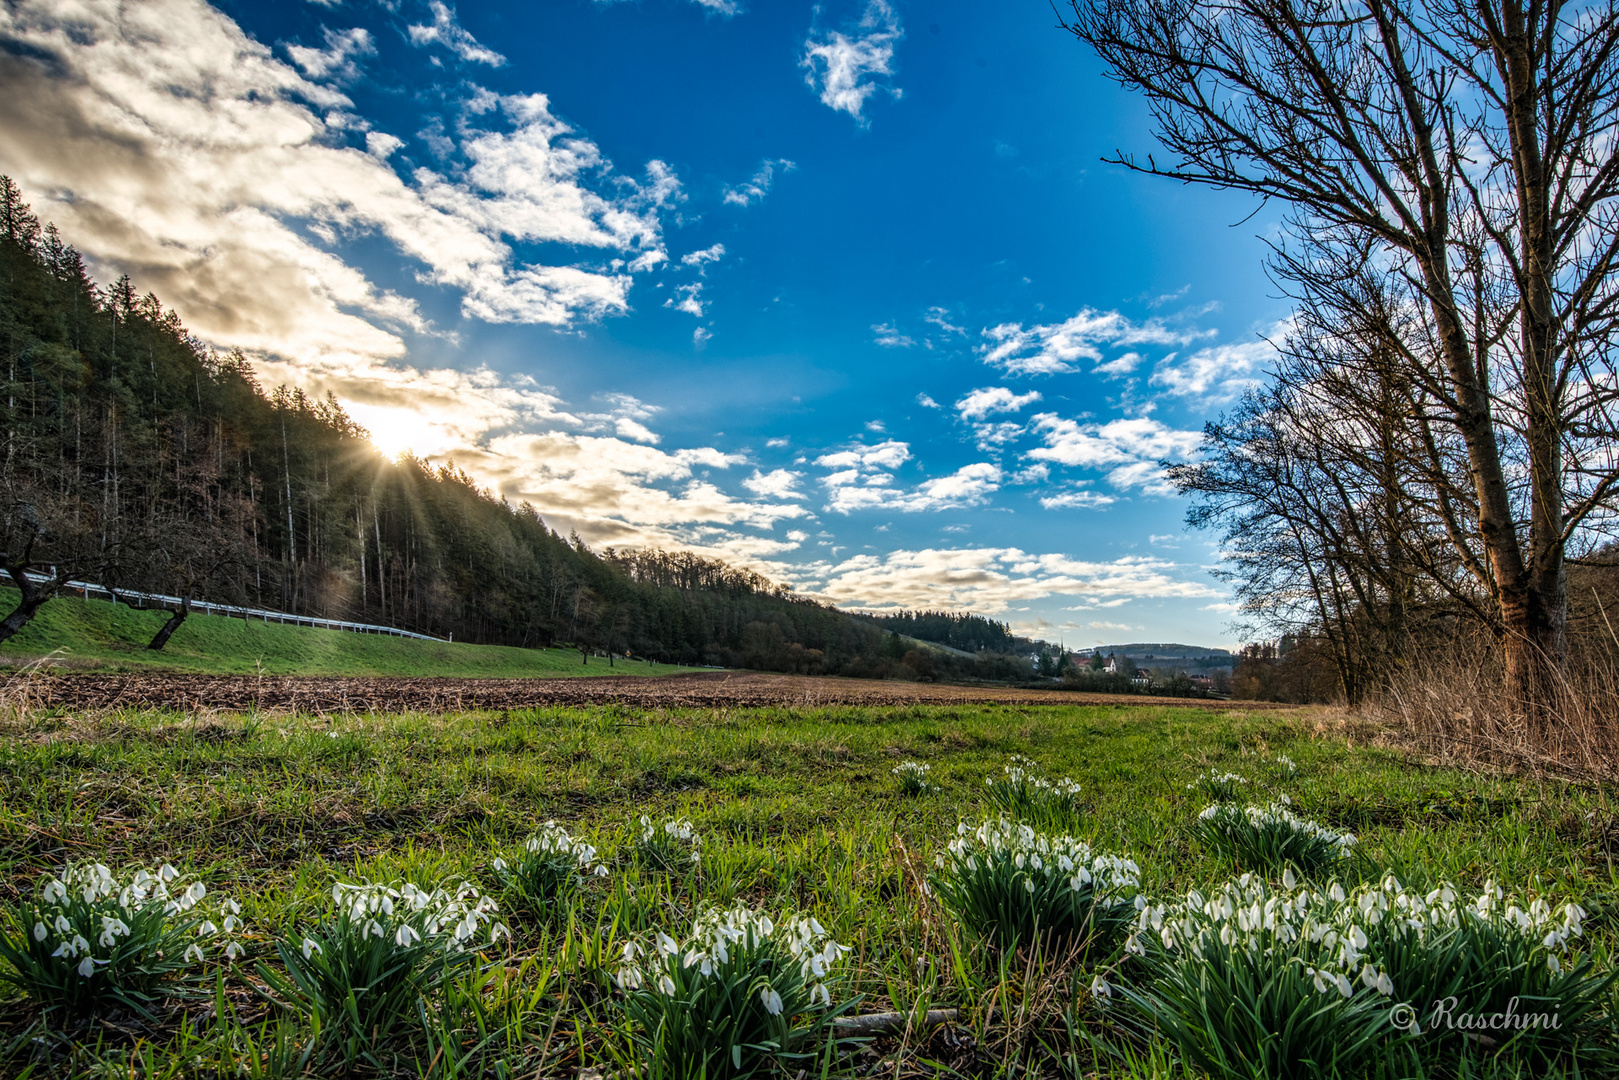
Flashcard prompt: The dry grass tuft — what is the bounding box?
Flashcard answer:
[1367,636,1619,787]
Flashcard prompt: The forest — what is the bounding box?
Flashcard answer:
[0,178,1036,680]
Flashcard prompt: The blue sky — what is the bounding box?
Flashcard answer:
[0,0,1292,646]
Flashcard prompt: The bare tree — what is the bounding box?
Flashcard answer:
[1066,0,1619,720]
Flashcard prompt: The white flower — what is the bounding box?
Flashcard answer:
[396,924,422,947]
[1090,975,1111,999]
[77,956,97,978]
[225,941,243,960]
[184,944,204,963]
[657,973,677,996]
[761,987,784,1015]
[302,937,322,960]
[32,923,46,942]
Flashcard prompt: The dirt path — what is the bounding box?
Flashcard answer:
[8,670,1283,713]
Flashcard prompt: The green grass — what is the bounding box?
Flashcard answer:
[0,699,1614,1076]
[0,585,700,677]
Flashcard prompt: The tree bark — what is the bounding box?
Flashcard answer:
[0,565,64,645]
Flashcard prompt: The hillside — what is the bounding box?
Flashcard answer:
[1086,642,1236,662]
[0,586,699,678]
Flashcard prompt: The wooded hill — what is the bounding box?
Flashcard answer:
[0,178,1031,680]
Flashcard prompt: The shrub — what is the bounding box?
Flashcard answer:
[0,861,241,1016]
[613,902,849,1078]
[1188,769,1246,802]
[985,755,1084,829]
[635,815,703,873]
[931,817,1141,957]
[1194,797,1354,876]
[1112,873,1612,1078]
[493,821,608,908]
[890,761,935,795]
[261,879,507,1061]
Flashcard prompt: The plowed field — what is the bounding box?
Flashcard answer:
[12,670,1275,712]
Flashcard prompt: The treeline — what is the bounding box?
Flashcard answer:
[854,610,1019,653]
[0,178,1037,678]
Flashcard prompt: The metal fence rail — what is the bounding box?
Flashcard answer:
[20,572,448,642]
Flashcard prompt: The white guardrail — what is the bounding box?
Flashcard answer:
[20,571,448,642]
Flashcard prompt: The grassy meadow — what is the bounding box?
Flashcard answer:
[0,696,1614,1077]
[0,586,700,678]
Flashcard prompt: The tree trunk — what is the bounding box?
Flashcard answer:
[148,596,191,650]
[0,568,60,645]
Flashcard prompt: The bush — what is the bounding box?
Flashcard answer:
[1111,873,1614,1078]
[0,861,241,1016]
[635,815,703,873]
[261,879,507,1062]
[493,821,608,909]
[1194,797,1354,876]
[612,902,850,1078]
[931,817,1141,957]
[984,755,1083,829]
[890,761,935,795]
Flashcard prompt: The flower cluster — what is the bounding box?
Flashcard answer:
[891,760,936,794]
[635,814,704,872]
[933,818,1141,955]
[0,861,241,1014]
[615,903,846,1009]
[1273,754,1299,776]
[312,880,508,957]
[612,903,850,1075]
[1188,769,1247,801]
[1195,797,1355,874]
[494,822,608,905]
[985,755,1083,826]
[943,818,1141,896]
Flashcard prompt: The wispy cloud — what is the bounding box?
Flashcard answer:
[979,308,1210,375]
[406,1,505,65]
[744,469,806,499]
[285,26,374,80]
[954,386,1042,421]
[1149,322,1286,401]
[872,322,914,348]
[801,0,903,125]
[787,548,1217,612]
[722,158,796,207]
[1026,415,1202,496]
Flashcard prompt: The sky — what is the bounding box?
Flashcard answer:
[0,0,1294,648]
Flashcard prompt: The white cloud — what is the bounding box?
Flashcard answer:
[286,26,374,80]
[916,393,940,408]
[766,436,790,448]
[784,548,1217,612]
[744,469,806,499]
[681,243,725,267]
[924,305,967,336]
[616,418,660,444]
[954,386,1042,420]
[825,462,1002,515]
[407,1,506,66]
[667,283,706,317]
[0,0,679,378]
[872,322,914,348]
[722,159,795,207]
[1039,490,1117,509]
[1093,351,1143,377]
[693,325,713,346]
[1026,414,1201,495]
[971,422,1024,450]
[815,440,912,471]
[1150,327,1282,401]
[597,0,744,15]
[979,308,1209,375]
[801,0,902,125]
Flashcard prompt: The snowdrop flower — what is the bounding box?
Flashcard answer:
[32,923,46,942]
[302,937,322,960]
[657,973,677,996]
[1090,975,1111,999]
[395,924,421,947]
[183,944,204,963]
[77,956,97,978]
[225,941,243,961]
[761,987,784,1015]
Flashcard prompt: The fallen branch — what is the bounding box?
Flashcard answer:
[832,1008,957,1035]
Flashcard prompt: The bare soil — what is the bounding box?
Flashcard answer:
[3,670,1285,714]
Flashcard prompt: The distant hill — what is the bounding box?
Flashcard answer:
[1083,643,1236,662]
